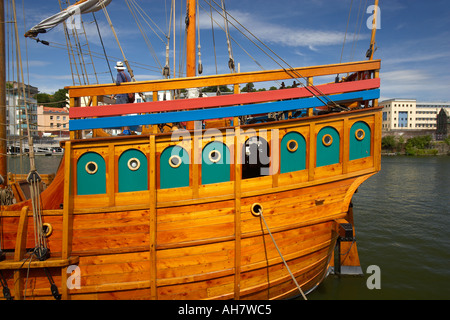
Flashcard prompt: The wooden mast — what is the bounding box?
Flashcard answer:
[0,0,7,184]
[185,0,196,130]
[186,0,196,78]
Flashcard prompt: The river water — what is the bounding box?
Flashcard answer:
[6,155,450,300]
[309,156,450,300]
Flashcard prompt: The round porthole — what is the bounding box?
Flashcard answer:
[169,155,182,168]
[322,134,333,147]
[355,129,365,141]
[287,139,298,153]
[208,150,222,163]
[85,161,98,174]
[127,158,141,171]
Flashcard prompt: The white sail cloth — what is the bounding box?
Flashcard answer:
[25,0,112,38]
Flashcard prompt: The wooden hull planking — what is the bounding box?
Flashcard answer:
[0,106,381,300]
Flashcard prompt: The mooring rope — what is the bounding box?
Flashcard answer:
[256,207,308,300]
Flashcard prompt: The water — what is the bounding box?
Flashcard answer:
[7,154,63,175]
[6,155,450,300]
[309,156,450,300]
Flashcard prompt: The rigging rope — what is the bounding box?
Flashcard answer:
[255,206,308,300]
[220,0,234,72]
[197,0,203,75]
[92,12,114,82]
[339,0,354,65]
[10,0,49,260]
[350,0,368,61]
[206,0,343,110]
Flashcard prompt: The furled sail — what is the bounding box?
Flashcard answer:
[24,0,112,38]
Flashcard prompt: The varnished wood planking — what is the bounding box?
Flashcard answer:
[1,111,381,300]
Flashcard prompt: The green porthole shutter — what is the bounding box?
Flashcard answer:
[118,149,148,193]
[316,127,340,167]
[280,132,306,173]
[202,142,230,185]
[77,152,106,195]
[350,122,371,160]
[160,146,190,189]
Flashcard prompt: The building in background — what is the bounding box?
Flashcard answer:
[5,81,39,138]
[37,106,70,137]
[380,99,450,133]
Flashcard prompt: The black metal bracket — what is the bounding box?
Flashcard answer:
[34,246,50,262]
[0,271,13,300]
[338,223,354,242]
[334,222,355,275]
[44,267,61,300]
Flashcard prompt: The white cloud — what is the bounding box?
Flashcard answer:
[380,69,450,101]
[199,8,366,49]
[383,53,450,66]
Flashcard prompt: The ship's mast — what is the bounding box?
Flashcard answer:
[186,0,196,77]
[0,0,7,184]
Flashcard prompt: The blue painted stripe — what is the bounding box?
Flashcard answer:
[69,89,380,131]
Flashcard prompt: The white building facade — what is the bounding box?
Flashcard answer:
[380,99,450,132]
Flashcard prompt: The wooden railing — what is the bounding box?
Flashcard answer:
[66,60,381,98]
[66,60,381,134]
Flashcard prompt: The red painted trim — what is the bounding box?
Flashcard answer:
[69,78,380,119]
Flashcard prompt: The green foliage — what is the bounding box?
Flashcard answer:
[35,88,68,108]
[406,135,432,150]
[241,82,255,92]
[35,93,52,104]
[382,135,397,151]
[444,136,450,146]
[202,85,232,93]
[382,135,440,156]
[405,135,436,156]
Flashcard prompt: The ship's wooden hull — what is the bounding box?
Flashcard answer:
[0,107,381,300]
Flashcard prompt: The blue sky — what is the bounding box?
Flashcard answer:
[9,0,450,102]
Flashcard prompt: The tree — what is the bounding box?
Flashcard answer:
[34,88,68,108]
[381,135,396,151]
[242,82,255,92]
[51,88,69,108]
[202,85,232,93]
[35,93,52,104]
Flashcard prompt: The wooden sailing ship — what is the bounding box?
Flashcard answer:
[0,0,381,300]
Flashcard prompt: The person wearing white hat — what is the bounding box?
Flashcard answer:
[112,61,132,135]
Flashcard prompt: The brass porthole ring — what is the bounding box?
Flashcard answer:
[322,134,333,147]
[208,150,222,163]
[251,203,263,217]
[85,161,98,174]
[287,139,298,153]
[355,129,365,141]
[169,155,182,168]
[42,223,53,237]
[127,158,141,171]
